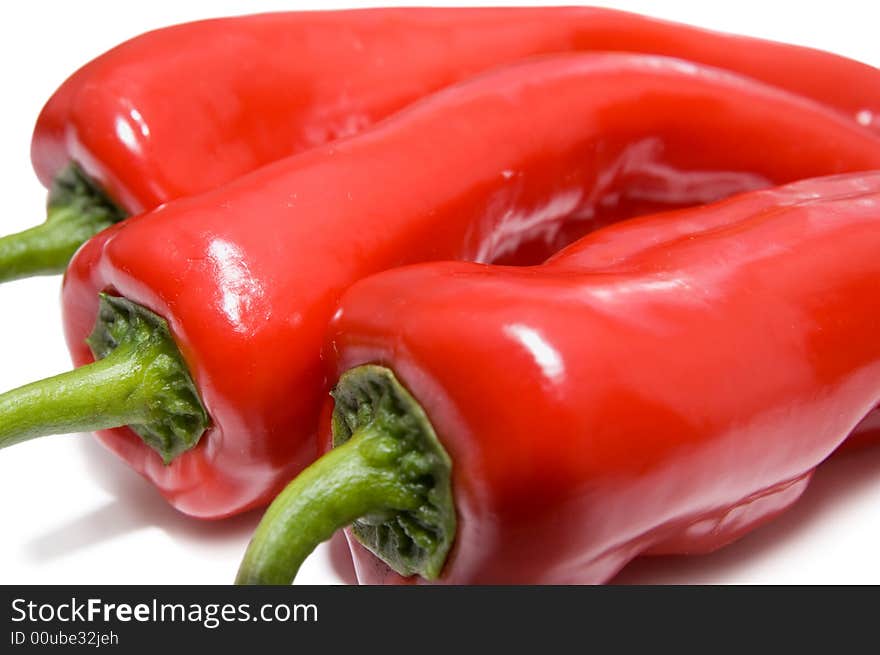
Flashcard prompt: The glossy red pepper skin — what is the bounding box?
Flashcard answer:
[61,54,880,518]
[33,6,880,215]
[325,172,880,584]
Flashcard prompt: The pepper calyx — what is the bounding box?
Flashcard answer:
[87,293,210,464]
[47,162,126,227]
[235,365,455,585]
[331,364,455,580]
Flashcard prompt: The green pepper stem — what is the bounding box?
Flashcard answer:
[236,364,456,585]
[0,208,104,282]
[0,341,166,448]
[236,426,424,585]
[0,164,125,283]
[0,294,209,463]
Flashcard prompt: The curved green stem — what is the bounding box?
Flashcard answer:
[0,340,165,447]
[236,365,455,585]
[0,294,209,463]
[236,425,424,585]
[0,164,125,283]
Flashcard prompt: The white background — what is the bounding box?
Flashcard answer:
[1,0,879,585]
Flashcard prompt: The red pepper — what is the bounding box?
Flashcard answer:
[3,6,880,282]
[3,54,880,518]
[236,171,880,585]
